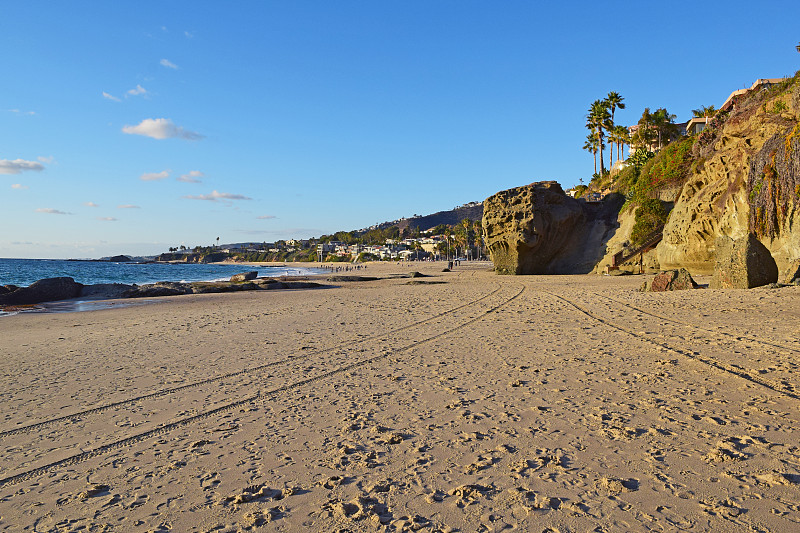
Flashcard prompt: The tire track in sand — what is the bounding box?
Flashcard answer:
[542,290,800,402]
[0,284,503,440]
[0,284,525,488]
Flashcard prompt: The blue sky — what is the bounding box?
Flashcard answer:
[2,1,799,258]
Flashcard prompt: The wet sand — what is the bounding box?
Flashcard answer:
[1,262,799,532]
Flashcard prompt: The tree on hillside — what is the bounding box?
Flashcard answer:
[692,105,717,118]
[605,92,625,166]
[583,132,601,175]
[651,108,678,149]
[587,100,612,175]
[632,108,658,153]
[612,125,631,161]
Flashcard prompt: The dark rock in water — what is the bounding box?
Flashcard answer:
[106,255,133,262]
[122,282,193,298]
[80,283,135,299]
[230,271,258,282]
[0,277,84,305]
[641,268,699,292]
[711,235,778,289]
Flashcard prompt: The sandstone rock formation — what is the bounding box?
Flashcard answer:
[782,259,800,284]
[482,181,622,274]
[641,268,699,292]
[657,77,799,275]
[0,277,83,305]
[710,234,779,289]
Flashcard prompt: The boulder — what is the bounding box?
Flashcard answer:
[483,182,585,274]
[781,259,800,284]
[122,282,193,298]
[710,234,778,289]
[80,283,135,299]
[641,268,699,292]
[230,271,258,283]
[0,277,84,305]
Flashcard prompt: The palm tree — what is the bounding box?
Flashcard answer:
[614,125,630,161]
[583,132,600,175]
[796,42,800,53]
[605,92,625,166]
[606,92,625,125]
[587,100,612,175]
[692,105,717,118]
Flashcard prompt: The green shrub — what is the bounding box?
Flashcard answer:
[630,198,667,247]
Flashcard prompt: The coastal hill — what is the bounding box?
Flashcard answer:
[358,201,483,235]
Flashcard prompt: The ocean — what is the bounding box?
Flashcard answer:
[0,258,325,287]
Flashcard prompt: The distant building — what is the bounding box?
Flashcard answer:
[685,117,710,135]
[719,78,787,112]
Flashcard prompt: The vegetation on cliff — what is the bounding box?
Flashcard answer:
[630,198,668,247]
[742,72,800,239]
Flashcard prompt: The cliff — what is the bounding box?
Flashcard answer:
[483,73,800,278]
[658,75,800,275]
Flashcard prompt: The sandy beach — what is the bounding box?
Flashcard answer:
[1,262,800,532]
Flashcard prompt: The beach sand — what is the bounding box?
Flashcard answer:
[1,261,799,532]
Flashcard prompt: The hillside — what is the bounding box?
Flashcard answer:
[364,202,484,235]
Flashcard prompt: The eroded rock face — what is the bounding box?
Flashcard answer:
[657,79,800,275]
[710,234,778,289]
[483,182,584,274]
[482,181,621,274]
[0,277,83,305]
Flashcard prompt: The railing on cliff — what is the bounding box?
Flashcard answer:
[612,225,665,267]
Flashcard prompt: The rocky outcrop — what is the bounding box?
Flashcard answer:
[710,234,779,289]
[483,181,622,274]
[782,259,800,284]
[641,268,699,292]
[0,277,83,305]
[106,255,133,262]
[657,76,800,275]
[230,271,258,282]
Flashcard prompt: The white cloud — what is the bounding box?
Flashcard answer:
[160,58,179,69]
[177,170,204,183]
[122,118,203,140]
[11,183,28,190]
[84,201,99,207]
[8,109,35,115]
[127,84,147,97]
[102,91,121,102]
[140,170,170,181]
[37,155,55,164]
[36,208,71,215]
[257,215,276,219]
[184,31,194,38]
[0,158,45,175]
[117,204,140,209]
[183,190,252,202]
[97,217,117,221]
